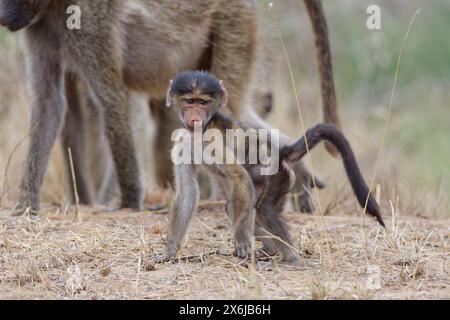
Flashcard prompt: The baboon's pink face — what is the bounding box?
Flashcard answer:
[0,0,50,31]
[166,74,229,131]
[178,97,214,130]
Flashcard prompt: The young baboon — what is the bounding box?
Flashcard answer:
[0,0,339,214]
[161,71,384,264]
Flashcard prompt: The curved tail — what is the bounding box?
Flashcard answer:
[303,0,341,157]
[281,123,385,227]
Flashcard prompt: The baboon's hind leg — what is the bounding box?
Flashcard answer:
[255,162,300,263]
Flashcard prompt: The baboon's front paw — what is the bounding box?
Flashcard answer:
[153,246,178,264]
[234,242,252,259]
[153,254,176,264]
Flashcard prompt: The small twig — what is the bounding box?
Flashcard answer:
[177,250,231,262]
[135,200,226,216]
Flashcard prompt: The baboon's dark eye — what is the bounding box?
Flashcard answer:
[185,99,194,104]
[199,100,207,105]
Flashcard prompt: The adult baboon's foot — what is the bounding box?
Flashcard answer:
[144,188,171,211]
[11,199,39,217]
[234,239,253,260]
[153,254,177,264]
[120,187,143,211]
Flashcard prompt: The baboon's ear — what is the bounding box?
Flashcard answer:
[166,80,174,108]
[219,80,228,108]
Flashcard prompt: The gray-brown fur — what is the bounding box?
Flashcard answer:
[61,72,94,205]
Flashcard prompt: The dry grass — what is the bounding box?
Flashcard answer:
[0,201,448,300]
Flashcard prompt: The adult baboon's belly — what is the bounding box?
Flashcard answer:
[120,2,213,97]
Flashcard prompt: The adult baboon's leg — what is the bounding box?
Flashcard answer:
[151,99,180,189]
[61,72,94,205]
[14,47,65,215]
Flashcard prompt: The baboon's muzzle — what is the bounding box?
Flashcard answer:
[0,2,33,32]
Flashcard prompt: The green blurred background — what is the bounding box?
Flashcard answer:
[260,0,450,216]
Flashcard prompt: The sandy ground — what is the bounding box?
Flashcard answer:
[0,204,448,300]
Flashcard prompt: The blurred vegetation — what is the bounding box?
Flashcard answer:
[329,1,450,193]
[260,0,449,215]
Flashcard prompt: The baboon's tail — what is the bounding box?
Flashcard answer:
[303,0,341,157]
[281,124,385,227]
